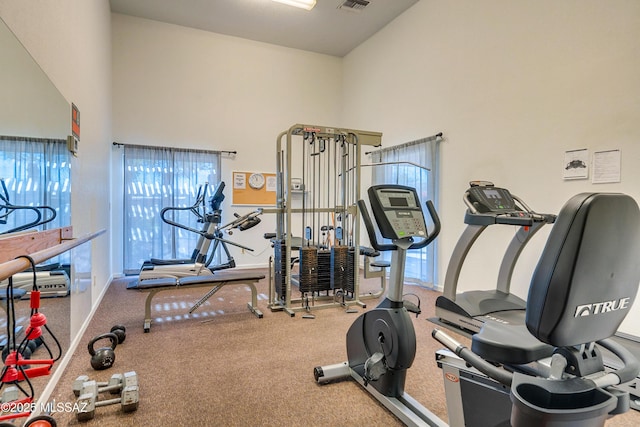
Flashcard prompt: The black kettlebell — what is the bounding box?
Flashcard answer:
[88,333,118,370]
[110,325,126,344]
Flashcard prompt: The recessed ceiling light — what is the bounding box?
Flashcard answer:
[271,0,317,11]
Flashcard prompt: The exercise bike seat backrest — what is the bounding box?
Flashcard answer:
[510,193,640,426]
[525,192,640,346]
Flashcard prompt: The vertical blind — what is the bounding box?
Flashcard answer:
[371,135,440,288]
[121,144,221,274]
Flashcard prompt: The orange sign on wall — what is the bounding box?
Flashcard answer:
[71,103,80,140]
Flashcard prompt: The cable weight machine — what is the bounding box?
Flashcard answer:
[265,124,382,317]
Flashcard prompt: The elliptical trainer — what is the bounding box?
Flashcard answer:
[314,184,445,427]
[138,182,261,282]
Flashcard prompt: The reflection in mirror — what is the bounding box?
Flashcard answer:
[0,16,72,414]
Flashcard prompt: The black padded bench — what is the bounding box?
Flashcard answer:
[127,271,265,332]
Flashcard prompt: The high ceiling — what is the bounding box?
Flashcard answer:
[109,0,419,57]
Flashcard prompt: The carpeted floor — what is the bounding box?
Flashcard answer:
[28,269,640,426]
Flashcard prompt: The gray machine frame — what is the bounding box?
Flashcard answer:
[265,123,382,316]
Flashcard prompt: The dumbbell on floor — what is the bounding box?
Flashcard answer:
[72,371,138,397]
[75,372,139,421]
[1,385,19,404]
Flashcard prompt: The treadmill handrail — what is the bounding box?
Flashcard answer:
[358,199,441,252]
[442,186,556,303]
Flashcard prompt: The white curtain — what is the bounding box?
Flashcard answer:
[0,136,71,232]
[0,136,71,266]
[121,144,221,274]
[371,135,440,288]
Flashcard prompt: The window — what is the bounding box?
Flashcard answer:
[0,136,70,231]
[121,145,221,274]
[0,135,71,265]
[370,135,440,288]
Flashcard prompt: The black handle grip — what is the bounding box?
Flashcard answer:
[407,200,441,250]
[358,199,395,252]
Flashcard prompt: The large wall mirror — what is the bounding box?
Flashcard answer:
[0,16,72,405]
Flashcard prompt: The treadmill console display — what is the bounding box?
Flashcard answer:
[368,185,427,240]
[467,185,517,213]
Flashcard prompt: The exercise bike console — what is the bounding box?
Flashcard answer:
[368,186,428,242]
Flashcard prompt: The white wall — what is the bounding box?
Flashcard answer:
[111,14,343,271]
[0,21,68,139]
[342,0,640,336]
[0,0,113,320]
[3,0,639,338]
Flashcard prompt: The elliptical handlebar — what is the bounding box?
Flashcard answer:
[160,205,204,236]
[160,181,261,245]
[160,182,212,235]
[209,181,225,211]
[358,198,441,252]
[0,178,58,235]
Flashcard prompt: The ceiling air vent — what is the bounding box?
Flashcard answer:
[338,0,370,13]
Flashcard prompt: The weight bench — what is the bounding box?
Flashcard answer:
[127,271,265,332]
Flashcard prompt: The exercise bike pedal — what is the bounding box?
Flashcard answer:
[403,293,421,317]
[403,300,421,316]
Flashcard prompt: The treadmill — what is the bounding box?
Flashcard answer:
[434,181,556,334]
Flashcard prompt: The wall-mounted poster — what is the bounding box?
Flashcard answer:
[592,149,621,184]
[563,148,589,180]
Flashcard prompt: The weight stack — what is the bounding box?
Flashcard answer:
[331,245,349,291]
[317,249,332,293]
[299,246,318,293]
[344,246,356,296]
[274,240,287,301]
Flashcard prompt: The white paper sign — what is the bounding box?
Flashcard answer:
[592,149,621,184]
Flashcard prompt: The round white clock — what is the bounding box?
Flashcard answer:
[248,173,265,190]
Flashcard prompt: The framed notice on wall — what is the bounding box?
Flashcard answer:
[232,171,277,206]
